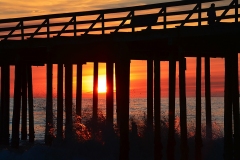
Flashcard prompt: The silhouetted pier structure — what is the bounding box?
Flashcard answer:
[0,0,239,159]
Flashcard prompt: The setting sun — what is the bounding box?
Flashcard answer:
[98,76,107,93]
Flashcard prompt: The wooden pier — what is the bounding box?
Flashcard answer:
[0,0,240,159]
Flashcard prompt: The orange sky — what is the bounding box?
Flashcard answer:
[6,56,239,98]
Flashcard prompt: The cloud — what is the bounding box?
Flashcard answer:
[0,0,168,19]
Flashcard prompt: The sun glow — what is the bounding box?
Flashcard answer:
[98,76,107,93]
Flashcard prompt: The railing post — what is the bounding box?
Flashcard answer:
[205,57,212,140]
[101,13,105,35]
[20,21,24,40]
[46,18,50,38]
[179,57,188,160]
[45,63,54,145]
[76,63,83,116]
[21,64,27,140]
[224,53,233,159]
[73,16,77,37]
[147,59,153,130]
[132,11,135,32]
[235,0,238,23]
[195,56,202,160]
[198,1,201,26]
[163,7,167,29]
[11,63,22,148]
[65,63,73,140]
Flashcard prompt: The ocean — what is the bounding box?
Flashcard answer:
[1,97,226,159]
[7,97,225,140]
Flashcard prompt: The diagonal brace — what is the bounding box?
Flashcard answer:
[84,14,103,35]
[30,19,49,39]
[180,4,200,27]
[216,0,235,23]
[114,11,133,33]
[4,22,21,40]
[57,17,75,36]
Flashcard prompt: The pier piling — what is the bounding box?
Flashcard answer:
[27,65,34,142]
[106,62,114,125]
[76,63,83,117]
[57,63,63,140]
[179,57,188,160]
[0,64,10,145]
[45,63,53,145]
[154,59,162,160]
[167,55,176,160]
[65,63,73,140]
[11,64,22,148]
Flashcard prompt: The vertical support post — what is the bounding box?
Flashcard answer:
[101,14,105,35]
[231,52,240,159]
[45,63,53,145]
[21,64,27,140]
[20,21,24,40]
[167,55,176,160]
[0,64,10,145]
[65,63,73,140]
[147,59,153,129]
[57,64,63,140]
[195,57,202,160]
[235,0,238,23]
[46,18,50,39]
[205,57,212,140]
[115,59,130,160]
[76,63,82,117]
[163,7,167,29]
[27,65,34,143]
[179,58,188,160]
[154,59,162,160]
[132,11,135,32]
[11,64,22,148]
[106,62,114,125]
[73,16,77,37]
[224,54,233,159]
[116,63,120,126]
[198,2,201,26]
[93,62,98,121]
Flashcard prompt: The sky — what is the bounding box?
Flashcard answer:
[0,0,238,98]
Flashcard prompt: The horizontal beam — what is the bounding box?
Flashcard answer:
[0,14,237,39]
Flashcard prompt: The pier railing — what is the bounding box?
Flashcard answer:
[0,0,239,40]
